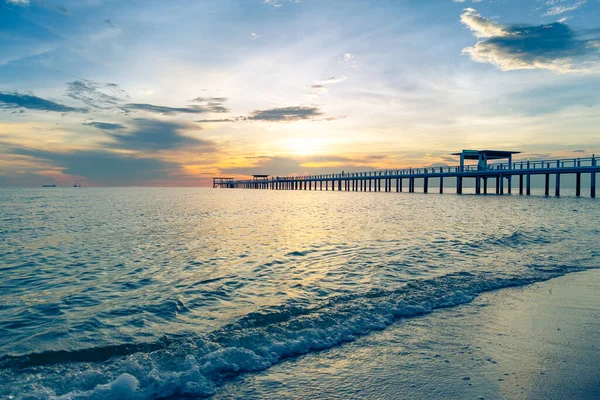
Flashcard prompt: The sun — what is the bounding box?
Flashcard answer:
[287,137,323,155]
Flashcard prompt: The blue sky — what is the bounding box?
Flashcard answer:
[1,0,599,186]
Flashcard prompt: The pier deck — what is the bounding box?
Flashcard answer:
[213,151,598,197]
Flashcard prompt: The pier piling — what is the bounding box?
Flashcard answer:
[214,151,600,198]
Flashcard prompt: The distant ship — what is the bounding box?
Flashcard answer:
[42,184,56,188]
[73,181,82,187]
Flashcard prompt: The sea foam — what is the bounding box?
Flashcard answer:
[1,265,584,400]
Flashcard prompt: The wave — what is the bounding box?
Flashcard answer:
[0,265,587,400]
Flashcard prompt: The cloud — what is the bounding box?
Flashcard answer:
[0,91,87,113]
[66,80,128,108]
[190,96,229,103]
[262,0,296,8]
[82,121,126,130]
[543,1,587,17]
[461,9,600,72]
[123,98,229,115]
[222,155,381,177]
[340,53,357,69]
[188,96,230,113]
[194,118,238,123]
[5,0,29,5]
[108,118,215,151]
[195,105,333,123]
[248,106,323,122]
[315,76,348,85]
[460,8,509,38]
[310,85,329,94]
[12,148,176,184]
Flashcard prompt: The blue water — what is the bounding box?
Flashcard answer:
[0,188,598,399]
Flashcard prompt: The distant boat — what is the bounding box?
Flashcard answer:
[42,184,56,188]
[73,181,82,187]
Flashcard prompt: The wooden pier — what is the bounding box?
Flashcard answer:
[213,150,599,197]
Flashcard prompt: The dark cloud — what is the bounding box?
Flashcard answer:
[248,106,323,122]
[461,9,600,72]
[108,118,215,151]
[12,147,175,184]
[82,121,126,130]
[195,106,337,124]
[122,102,229,115]
[66,80,128,108]
[0,91,87,113]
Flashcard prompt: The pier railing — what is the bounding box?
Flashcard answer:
[269,156,597,181]
[214,155,598,197]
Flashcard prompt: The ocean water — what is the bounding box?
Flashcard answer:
[0,187,598,399]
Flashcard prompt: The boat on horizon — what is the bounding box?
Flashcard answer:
[42,184,56,188]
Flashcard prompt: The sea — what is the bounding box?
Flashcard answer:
[0,187,598,399]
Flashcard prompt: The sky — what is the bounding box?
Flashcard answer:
[1,0,600,186]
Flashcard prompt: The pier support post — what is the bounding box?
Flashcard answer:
[555,174,560,197]
[545,174,550,196]
[507,176,512,194]
[576,173,581,197]
[400,178,403,192]
[483,177,487,194]
[423,177,428,193]
[592,156,597,198]
[519,175,523,195]
[457,177,462,194]
[338,179,342,191]
[495,177,500,194]
[439,177,443,194]
[499,175,504,195]
[396,178,399,192]
[475,177,481,194]
[369,179,372,192]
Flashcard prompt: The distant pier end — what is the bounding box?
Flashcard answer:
[214,150,598,197]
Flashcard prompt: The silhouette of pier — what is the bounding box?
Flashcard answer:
[213,150,598,197]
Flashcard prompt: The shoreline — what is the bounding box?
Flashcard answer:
[215,269,600,399]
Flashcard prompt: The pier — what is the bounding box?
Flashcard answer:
[213,150,599,197]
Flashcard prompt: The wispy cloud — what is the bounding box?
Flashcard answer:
[0,92,87,113]
[310,85,329,94]
[461,8,600,73]
[66,80,128,108]
[248,106,323,122]
[195,106,326,123]
[262,0,298,8]
[82,121,126,130]
[122,103,227,115]
[315,76,348,85]
[5,0,29,5]
[542,1,587,17]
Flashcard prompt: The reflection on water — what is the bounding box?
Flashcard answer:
[0,188,598,398]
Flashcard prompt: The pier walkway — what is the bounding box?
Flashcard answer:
[213,150,598,197]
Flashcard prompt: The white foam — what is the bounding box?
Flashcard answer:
[6,267,583,400]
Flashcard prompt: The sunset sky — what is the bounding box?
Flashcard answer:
[1,0,600,186]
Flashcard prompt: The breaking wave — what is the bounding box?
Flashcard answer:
[0,265,586,400]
